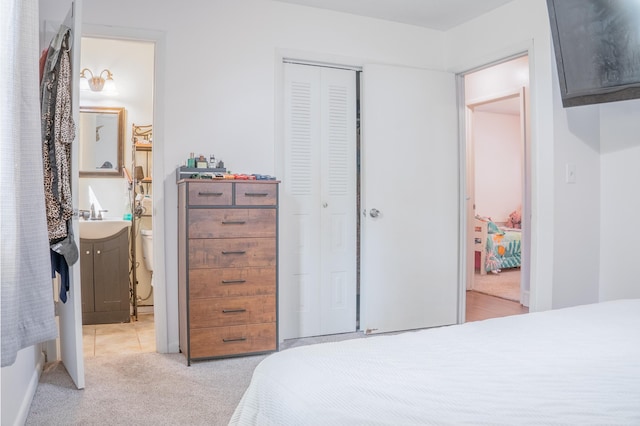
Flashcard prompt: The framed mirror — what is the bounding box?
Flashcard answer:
[79,106,125,177]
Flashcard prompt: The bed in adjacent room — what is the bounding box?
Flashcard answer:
[230,299,640,425]
[475,215,521,275]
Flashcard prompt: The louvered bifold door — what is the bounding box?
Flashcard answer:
[281,63,357,339]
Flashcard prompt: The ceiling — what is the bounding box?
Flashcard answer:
[273,0,516,31]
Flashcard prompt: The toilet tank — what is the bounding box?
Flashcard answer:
[140,229,153,272]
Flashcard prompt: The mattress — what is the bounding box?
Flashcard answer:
[230,299,640,425]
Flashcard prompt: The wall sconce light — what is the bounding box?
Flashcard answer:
[80,68,117,94]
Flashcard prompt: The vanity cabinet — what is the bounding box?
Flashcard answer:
[177,179,279,365]
[81,227,130,324]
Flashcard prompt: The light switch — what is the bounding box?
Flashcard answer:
[565,163,576,184]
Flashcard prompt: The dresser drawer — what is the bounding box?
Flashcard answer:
[188,182,232,206]
[189,209,276,239]
[189,267,276,298]
[189,323,276,358]
[189,295,276,328]
[235,183,277,206]
[189,238,275,268]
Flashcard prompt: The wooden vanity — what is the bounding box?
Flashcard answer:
[80,227,130,324]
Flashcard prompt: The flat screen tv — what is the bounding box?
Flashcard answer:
[547,0,640,107]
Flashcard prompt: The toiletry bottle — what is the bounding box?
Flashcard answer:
[123,181,132,220]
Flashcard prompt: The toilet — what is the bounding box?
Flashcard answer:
[140,229,153,273]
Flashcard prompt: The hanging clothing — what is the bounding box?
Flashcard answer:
[41,26,75,245]
[40,26,78,304]
[50,251,70,303]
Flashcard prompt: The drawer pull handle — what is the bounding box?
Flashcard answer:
[244,192,268,197]
[221,279,247,284]
[223,337,247,343]
[198,192,224,196]
[222,250,246,255]
[222,221,246,225]
[222,308,247,313]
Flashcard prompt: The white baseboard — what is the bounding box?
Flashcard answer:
[521,290,530,308]
[13,350,46,426]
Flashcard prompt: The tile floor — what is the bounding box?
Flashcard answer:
[82,313,155,358]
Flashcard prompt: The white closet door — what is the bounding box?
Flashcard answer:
[319,67,357,335]
[281,63,357,339]
[360,64,459,334]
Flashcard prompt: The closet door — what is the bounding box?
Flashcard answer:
[41,0,86,389]
[280,63,357,339]
[360,64,459,334]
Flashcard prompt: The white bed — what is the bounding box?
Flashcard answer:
[230,299,640,425]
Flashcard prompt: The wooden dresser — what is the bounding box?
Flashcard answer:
[177,179,279,365]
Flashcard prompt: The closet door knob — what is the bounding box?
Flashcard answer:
[369,208,380,218]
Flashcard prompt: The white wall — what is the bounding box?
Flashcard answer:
[474,111,521,221]
[35,0,629,354]
[16,0,636,418]
[446,0,602,310]
[599,99,640,301]
[40,0,448,352]
[1,346,44,426]
[549,64,601,309]
[464,57,528,223]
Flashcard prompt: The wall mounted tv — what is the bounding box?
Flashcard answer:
[547,0,640,107]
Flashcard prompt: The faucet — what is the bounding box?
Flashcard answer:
[90,203,96,220]
[98,209,108,220]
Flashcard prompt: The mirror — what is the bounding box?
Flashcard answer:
[79,106,125,177]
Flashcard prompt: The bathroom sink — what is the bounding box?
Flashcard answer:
[79,219,131,240]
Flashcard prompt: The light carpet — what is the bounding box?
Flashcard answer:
[25,352,267,425]
[26,332,367,425]
[473,268,520,302]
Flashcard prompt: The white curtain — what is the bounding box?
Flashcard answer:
[1,0,58,367]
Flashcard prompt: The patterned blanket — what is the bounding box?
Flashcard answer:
[485,228,521,272]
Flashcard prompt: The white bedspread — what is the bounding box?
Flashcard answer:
[230,299,640,425]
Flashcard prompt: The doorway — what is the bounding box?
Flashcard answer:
[463,55,531,321]
[78,35,157,356]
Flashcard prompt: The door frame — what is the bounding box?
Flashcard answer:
[465,88,528,304]
[81,23,169,352]
[455,50,534,323]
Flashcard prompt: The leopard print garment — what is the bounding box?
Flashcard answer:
[41,31,74,243]
[52,44,75,233]
[41,58,61,241]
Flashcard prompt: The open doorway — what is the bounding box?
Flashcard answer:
[463,55,530,322]
[78,36,157,357]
